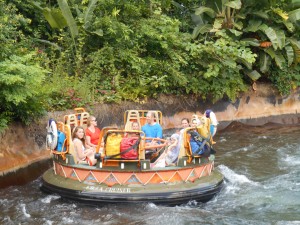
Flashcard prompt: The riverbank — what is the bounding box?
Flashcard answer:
[0,83,299,176]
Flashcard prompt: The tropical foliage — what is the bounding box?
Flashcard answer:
[191,0,300,93]
[0,0,300,131]
[0,1,47,131]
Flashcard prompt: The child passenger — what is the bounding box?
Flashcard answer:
[189,118,202,154]
[152,133,181,168]
[165,133,181,166]
[72,126,97,166]
[126,121,140,138]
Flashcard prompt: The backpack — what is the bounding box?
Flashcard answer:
[189,130,211,157]
[120,137,140,159]
[56,131,66,152]
[105,133,123,158]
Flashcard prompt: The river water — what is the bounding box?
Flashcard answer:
[1,123,300,225]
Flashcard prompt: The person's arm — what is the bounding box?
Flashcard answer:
[86,137,97,150]
[74,140,86,160]
[86,135,94,147]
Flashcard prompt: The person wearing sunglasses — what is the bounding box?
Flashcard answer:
[85,116,101,149]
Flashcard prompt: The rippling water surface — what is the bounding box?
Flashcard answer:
[1,123,300,225]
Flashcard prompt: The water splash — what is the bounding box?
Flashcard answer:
[20,203,31,218]
[40,195,60,204]
[218,164,258,185]
[146,202,159,209]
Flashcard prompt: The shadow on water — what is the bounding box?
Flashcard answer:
[0,159,52,189]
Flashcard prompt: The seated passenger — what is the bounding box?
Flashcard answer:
[129,121,140,137]
[189,118,208,155]
[165,133,180,166]
[72,126,97,166]
[123,121,140,140]
[191,118,200,128]
[179,118,190,135]
[205,109,218,137]
[85,116,101,148]
[142,111,163,145]
[120,122,141,160]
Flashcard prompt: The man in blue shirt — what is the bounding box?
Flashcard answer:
[142,111,163,143]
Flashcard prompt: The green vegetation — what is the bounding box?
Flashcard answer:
[0,0,300,131]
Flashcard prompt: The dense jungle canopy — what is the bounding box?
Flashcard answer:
[0,0,300,131]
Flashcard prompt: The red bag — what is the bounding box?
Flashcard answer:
[120,137,139,159]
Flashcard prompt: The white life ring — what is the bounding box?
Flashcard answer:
[46,119,58,150]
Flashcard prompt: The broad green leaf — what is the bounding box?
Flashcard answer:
[191,14,204,25]
[91,29,103,37]
[291,0,300,8]
[251,11,269,19]
[244,20,262,32]
[241,38,260,47]
[296,52,300,64]
[259,52,271,73]
[265,47,276,58]
[57,0,78,39]
[194,6,216,18]
[283,20,295,32]
[42,8,67,29]
[263,27,279,50]
[265,48,285,68]
[233,21,243,30]
[272,7,289,20]
[33,38,62,50]
[237,58,252,69]
[289,38,300,49]
[288,8,300,22]
[84,0,98,30]
[244,69,261,81]
[31,2,43,11]
[192,24,212,39]
[229,29,242,36]
[274,53,286,69]
[276,30,285,50]
[224,0,242,9]
[74,5,82,19]
[285,45,294,66]
[258,24,268,32]
[288,38,300,63]
[235,13,246,19]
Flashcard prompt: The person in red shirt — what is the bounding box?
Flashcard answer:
[85,116,101,149]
